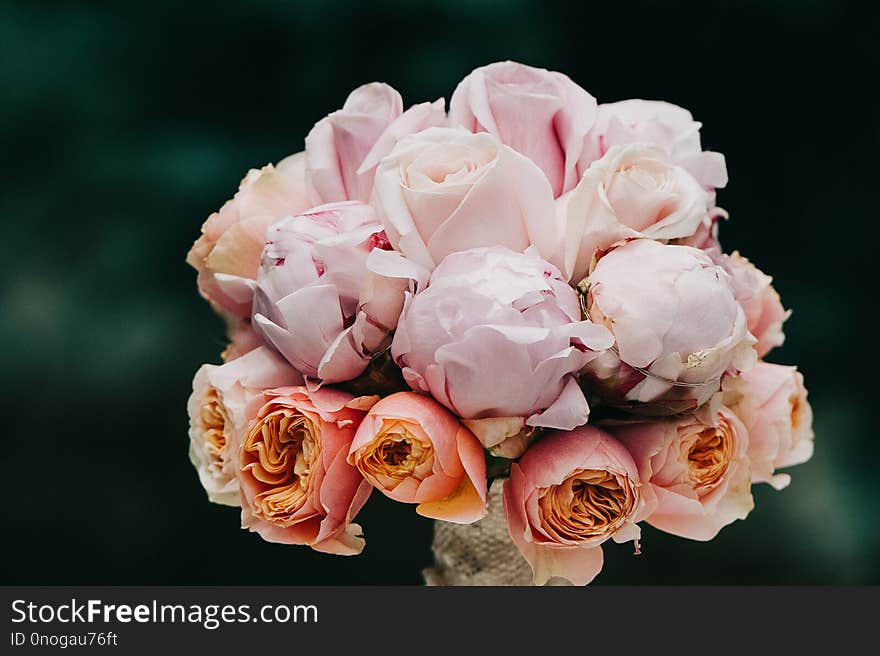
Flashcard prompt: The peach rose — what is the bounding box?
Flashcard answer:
[305,83,446,203]
[723,362,814,490]
[371,127,561,271]
[187,347,302,506]
[503,426,645,585]
[239,386,377,555]
[348,392,487,524]
[187,152,316,319]
[611,406,754,541]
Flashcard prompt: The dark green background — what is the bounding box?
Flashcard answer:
[1,0,875,584]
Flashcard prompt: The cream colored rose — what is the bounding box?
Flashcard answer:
[562,143,712,283]
[187,347,301,506]
[723,362,813,489]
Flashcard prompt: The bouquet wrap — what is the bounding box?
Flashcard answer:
[424,483,570,586]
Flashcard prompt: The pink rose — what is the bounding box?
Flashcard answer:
[581,99,728,190]
[305,83,446,203]
[252,202,426,385]
[391,247,613,438]
[239,386,377,555]
[187,152,316,319]
[562,144,713,283]
[723,362,814,490]
[716,252,790,358]
[503,426,645,585]
[372,127,562,271]
[348,392,487,523]
[610,406,754,541]
[449,60,597,197]
[187,347,302,506]
[583,239,757,414]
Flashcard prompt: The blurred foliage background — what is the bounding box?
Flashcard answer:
[1,0,876,584]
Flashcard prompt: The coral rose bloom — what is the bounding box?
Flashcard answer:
[349,392,487,524]
[188,347,301,506]
[239,386,376,555]
[503,426,645,585]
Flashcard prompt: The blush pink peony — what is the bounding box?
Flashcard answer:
[252,201,426,386]
[583,239,757,413]
[391,246,613,437]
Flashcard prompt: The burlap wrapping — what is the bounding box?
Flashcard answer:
[423,481,573,586]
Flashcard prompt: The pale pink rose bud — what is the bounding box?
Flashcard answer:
[610,406,754,541]
[722,362,814,490]
[252,202,426,386]
[372,127,562,272]
[561,143,713,283]
[449,60,598,197]
[187,347,302,506]
[503,426,646,585]
[348,392,487,524]
[305,83,446,203]
[581,99,728,190]
[582,239,757,414]
[239,386,378,555]
[391,246,613,434]
[187,152,317,319]
[716,252,790,358]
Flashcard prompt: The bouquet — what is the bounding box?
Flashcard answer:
[186,61,813,585]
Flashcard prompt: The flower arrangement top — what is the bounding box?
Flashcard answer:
[186,61,812,586]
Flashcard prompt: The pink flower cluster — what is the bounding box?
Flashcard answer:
[186,61,812,585]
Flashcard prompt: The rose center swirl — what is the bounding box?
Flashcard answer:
[358,421,432,482]
[686,422,733,493]
[539,468,635,542]
[200,389,229,475]
[243,408,321,524]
